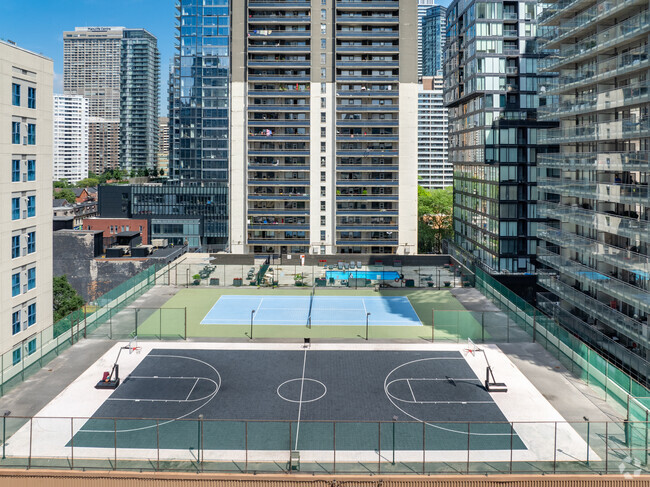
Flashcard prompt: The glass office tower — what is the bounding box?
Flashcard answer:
[445,0,557,272]
[422,6,447,77]
[169,0,230,250]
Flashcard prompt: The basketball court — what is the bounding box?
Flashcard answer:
[4,341,598,466]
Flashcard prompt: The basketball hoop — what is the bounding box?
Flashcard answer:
[130,346,142,355]
[463,337,481,357]
[127,336,141,355]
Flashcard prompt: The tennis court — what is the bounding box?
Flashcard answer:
[200,295,422,327]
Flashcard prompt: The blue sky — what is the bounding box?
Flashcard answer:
[0,0,176,114]
[0,1,451,115]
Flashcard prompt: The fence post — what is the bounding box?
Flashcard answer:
[114,418,117,470]
[605,421,608,473]
[378,421,381,474]
[533,310,537,343]
[156,419,160,472]
[333,421,336,474]
[466,422,470,474]
[553,421,557,474]
[184,307,188,340]
[245,421,248,473]
[509,422,514,474]
[422,420,425,475]
[28,417,32,469]
[481,313,485,343]
[431,310,435,343]
[70,417,74,470]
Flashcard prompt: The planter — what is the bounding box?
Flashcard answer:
[209,278,219,286]
[427,281,434,288]
[193,279,201,286]
[233,278,243,287]
[295,281,304,287]
[444,281,451,287]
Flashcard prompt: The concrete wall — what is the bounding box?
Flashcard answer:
[53,230,154,302]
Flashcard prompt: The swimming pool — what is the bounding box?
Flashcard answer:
[325,270,401,281]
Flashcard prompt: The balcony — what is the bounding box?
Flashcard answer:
[539,82,650,120]
[538,274,648,347]
[546,46,649,92]
[542,11,650,72]
[538,201,650,243]
[248,208,309,216]
[538,178,650,205]
[539,118,650,144]
[543,0,647,49]
[537,248,650,315]
[537,151,650,172]
[336,179,398,186]
[538,223,650,275]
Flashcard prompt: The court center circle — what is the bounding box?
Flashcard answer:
[277,378,327,404]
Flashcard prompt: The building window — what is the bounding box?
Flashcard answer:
[321,53,326,65]
[321,230,326,240]
[320,97,326,108]
[320,186,326,197]
[321,215,326,226]
[321,112,326,123]
[12,197,20,220]
[12,348,20,366]
[321,142,326,152]
[321,23,326,34]
[320,201,326,211]
[27,303,36,327]
[27,232,35,254]
[321,38,326,49]
[321,9,327,20]
[27,268,36,290]
[11,235,20,259]
[27,196,35,217]
[12,159,20,182]
[12,311,20,335]
[12,122,20,144]
[320,157,326,167]
[321,127,326,138]
[27,338,36,356]
[28,87,36,109]
[27,160,35,181]
[321,68,326,79]
[320,171,326,181]
[12,272,20,297]
[12,83,20,106]
[27,124,35,145]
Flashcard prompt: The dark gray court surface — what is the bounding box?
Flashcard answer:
[74,349,525,452]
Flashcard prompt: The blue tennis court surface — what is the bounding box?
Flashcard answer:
[201,295,422,326]
[326,270,401,281]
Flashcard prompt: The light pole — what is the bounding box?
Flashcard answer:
[2,411,10,460]
[198,414,204,466]
[250,309,256,340]
[365,312,371,340]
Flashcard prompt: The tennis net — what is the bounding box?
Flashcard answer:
[307,283,316,327]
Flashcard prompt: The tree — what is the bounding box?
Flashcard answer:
[159,168,165,176]
[53,275,84,322]
[418,186,453,254]
[75,177,99,188]
[54,188,77,204]
[53,179,71,189]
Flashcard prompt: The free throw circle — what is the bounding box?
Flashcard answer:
[277,378,327,404]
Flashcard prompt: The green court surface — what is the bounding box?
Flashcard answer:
[134,288,486,341]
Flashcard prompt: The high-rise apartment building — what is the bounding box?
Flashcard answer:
[536,1,650,363]
[53,94,89,183]
[418,0,437,79]
[445,0,557,272]
[418,76,450,189]
[227,0,418,255]
[63,27,159,175]
[121,29,160,175]
[421,5,446,77]
[157,116,169,176]
[0,41,53,373]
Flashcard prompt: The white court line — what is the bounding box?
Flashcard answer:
[361,298,368,317]
[294,346,308,451]
[407,379,417,402]
[255,298,264,315]
[186,378,199,401]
